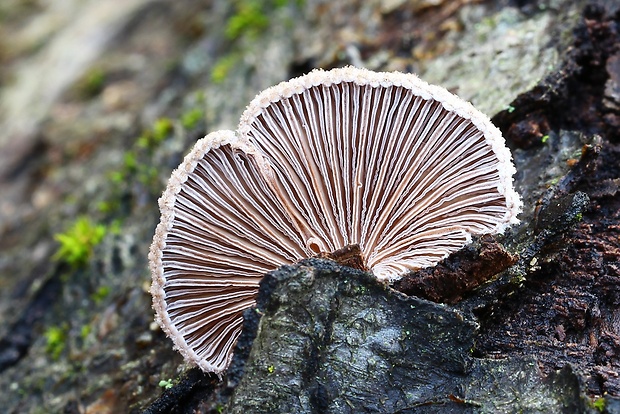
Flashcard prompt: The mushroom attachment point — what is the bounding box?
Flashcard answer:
[149,67,522,374]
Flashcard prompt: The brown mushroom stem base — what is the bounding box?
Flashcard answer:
[315,243,368,273]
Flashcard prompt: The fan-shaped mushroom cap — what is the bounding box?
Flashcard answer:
[149,130,307,373]
[149,67,521,374]
[239,67,520,279]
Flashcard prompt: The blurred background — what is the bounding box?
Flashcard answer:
[0,0,577,412]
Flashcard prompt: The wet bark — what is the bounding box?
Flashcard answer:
[224,259,586,413]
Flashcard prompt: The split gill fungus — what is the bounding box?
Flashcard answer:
[149,67,522,374]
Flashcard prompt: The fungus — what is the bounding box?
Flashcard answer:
[149,67,521,374]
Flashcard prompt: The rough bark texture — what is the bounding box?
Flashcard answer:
[1,0,620,413]
[393,235,518,304]
[473,3,620,401]
[225,259,585,413]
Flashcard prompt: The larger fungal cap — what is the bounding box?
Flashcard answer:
[149,66,522,374]
[239,66,521,279]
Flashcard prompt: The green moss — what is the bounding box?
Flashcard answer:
[123,151,138,172]
[158,378,175,389]
[225,0,269,40]
[53,217,106,268]
[80,324,92,341]
[591,397,606,412]
[99,104,205,217]
[109,219,122,235]
[214,0,304,83]
[225,0,303,41]
[211,54,240,84]
[180,107,204,129]
[136,117,174,151]
[136,133,150,150]
[480,16,498,29]
[570,148,583,159]
[44,325,68,360]
[74,67,106,99]
[108,170,125,184]
[137,165,160,188]
[91,285,111,305]
[153,118,173,140]
[96,200,120,214]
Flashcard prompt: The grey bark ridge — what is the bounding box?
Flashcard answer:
[226,258,587,414]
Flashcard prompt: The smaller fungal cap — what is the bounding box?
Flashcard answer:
[149,129,306,373]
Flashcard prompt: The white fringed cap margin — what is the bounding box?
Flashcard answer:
[149,66,522,374]
[149,130,242,373]
[239,66,521,233]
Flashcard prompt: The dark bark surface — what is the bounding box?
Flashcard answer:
[393,235,518,304]
[225,260,586,413]
[475,3,620,399]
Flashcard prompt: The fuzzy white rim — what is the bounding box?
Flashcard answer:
[149,129,248,374]
[238,66,522,230]
[149,67,523,374]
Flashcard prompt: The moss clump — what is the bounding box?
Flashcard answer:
[591,397,605,412]
[137,117,173,150]
[225,0,305,41]
[211,54,240,84]
[212,0,304,83]
[158,378,175,389]
[225,0,270,40]
[44,325,68,361]
[180,107,204,129]
[53,217,106,268]
[100,105,205,218]
[91,285,111,305]
[79,324,92,341]
[74,67,106,99]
